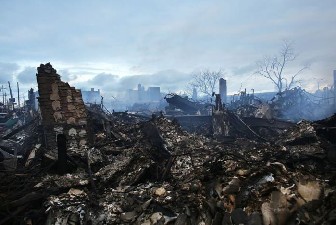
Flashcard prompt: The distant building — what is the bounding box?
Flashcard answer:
[148,87,161,101]
[192,88,197,100]
[25,88,37,111]
[81,88,101,105]
[137,84,145,101]
[128,89,138,102]
[127,84,162,103]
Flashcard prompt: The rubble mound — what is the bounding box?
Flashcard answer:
[1,114,336,225]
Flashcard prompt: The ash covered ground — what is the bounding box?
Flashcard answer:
[1,112,335,225]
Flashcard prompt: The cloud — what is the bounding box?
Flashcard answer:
[74,73,119,91]
[16,67,36,84]
[118,70,192,91]
[75,70,192,96]
[0,62,19,83]
[89,73,118,86]
[231,64,256,76]
[130,70,192,92]
[58,69,77,82]
[0,1,335,96]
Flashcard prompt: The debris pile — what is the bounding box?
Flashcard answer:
[1,112,335,225]
[0,64,335,224]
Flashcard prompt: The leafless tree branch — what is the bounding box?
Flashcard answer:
[189,69,224,100]
[255,40,307,93]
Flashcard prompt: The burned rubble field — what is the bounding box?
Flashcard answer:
[1,113,336,225]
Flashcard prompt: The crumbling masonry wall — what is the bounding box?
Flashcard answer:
[36,63,88,153]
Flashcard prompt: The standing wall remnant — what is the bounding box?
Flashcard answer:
[219,78,227,105]
[36,63,88,154]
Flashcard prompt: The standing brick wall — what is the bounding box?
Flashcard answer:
[36,63,88,154]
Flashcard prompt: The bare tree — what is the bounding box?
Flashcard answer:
[189,69,224,99]
[256,40,307,93]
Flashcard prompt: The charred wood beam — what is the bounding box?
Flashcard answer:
[242,117,294,129]
[9,192,46,208]
[141,121,172,180]
[57,134,67,174]
[227,111,266,141]
[1,117,37,140]
[86,151,98,197]
[142,121,171,162]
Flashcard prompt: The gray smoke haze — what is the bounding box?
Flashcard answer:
[75,70,192,95]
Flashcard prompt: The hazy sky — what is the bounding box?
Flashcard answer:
[0,0,335,98]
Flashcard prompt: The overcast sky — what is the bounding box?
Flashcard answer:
[0,0,335,99]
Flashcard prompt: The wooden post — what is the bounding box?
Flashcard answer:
[106,121,111,138]
[17,82,20,109]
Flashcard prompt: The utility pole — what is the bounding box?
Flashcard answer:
[0,85,3,113]
[4,92,7,109]
[17,82,20,109]
[1,85,4,106]
[8,81,14,110]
